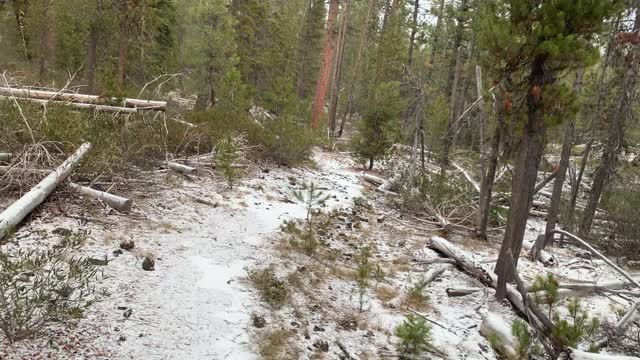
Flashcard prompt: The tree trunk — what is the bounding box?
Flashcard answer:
[541,69,583,249]
[477,66,497,240]
[328,0,351,137]
[38,0,53,83]
[495,56,550,299]
[406,0,419,70]
[12,0,30,62]
[310,0,340,129]
[117,1,132,88]
[440,46,463,175]
[87,22,99,94]
[338,0,375,138]
[580,12,640,237]
[444,0,468,96]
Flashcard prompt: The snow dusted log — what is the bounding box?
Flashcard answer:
[452,162,480,192]
[534,170,558,194]
[69,183,132,212]
[446,287,482,297]
[522,238,556,266]
[480,312,518,359]
[594,299,640,351]
[423,264,452,286]
[167,161,197,175]
[429,236,526,313]
[0,166,51,174]
[566,349,640,360]
[0,143,91,241]
[361,173,397,196]
[0,153,11,162]
[0,87,166,110]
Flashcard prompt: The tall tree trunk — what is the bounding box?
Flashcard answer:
[444,0,468,96]
[338,0,376,137]
[406,0,419,70]
[440,46,463,175]
[496,56,551,299]
[311,0,340,129]
[328,0,351,137]
[38,0,53,83]
[12,0,30,62]
[540,69,584,251]
[117,1,132,88]
[477,66,496,240]
[87,22,99,94]
[580,12,640,237]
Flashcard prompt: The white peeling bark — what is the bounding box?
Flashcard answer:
[69,183,132,212]
[167,162,197,175]
[0,143,92,241]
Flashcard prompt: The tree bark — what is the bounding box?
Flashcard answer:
[328,0,351,137]
[541,69,584,250]
[444,0,468,96]
[310,0,340,129]
[495,56,550,299]
[406,0,419,70]
[580,12,640,237]
[12,0,30,62]
[440,46,463,175]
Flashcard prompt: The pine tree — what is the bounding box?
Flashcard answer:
[478,0,621,298]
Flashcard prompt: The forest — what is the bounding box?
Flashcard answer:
[1,0,640,359]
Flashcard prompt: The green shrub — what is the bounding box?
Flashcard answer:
[512,319,543,359]
[248,267,288,309]
[552,298,601,348]
[0,249,98,343]
[395,314,437,358]
[215,134,243,188]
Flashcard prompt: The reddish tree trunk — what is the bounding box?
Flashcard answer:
[310,0,340,129]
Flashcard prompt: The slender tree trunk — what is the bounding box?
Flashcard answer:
[12,0,30,62]
[477,65,495,240]
[117,1,132,88]
[87,23,99,94]
[407,0,419,70]
[580,12,640,237]
[338,0,375,138]
[328,0,351,137]
[38,0,53,83]
[496,56,550,299]
[541,69,583,249]
[440,47,463,175]
[310,0,340,129]
[445,0,468,96]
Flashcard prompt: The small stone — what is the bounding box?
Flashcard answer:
[142,256,155,271]
[117,306,128,310]
[138,333,144,338]
[252,314,267,328]
[313,325,325,332]
[89,257,109,266]
[113,249,123,257]
[313,340,329,352]
[52,228,72,236]
[123,309,133,319]
[118,335,126,342]
[120,240,135,250]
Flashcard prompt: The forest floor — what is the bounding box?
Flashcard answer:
[0,149,636,359]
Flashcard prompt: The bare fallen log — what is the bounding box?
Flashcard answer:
[0,153,11,162]
[0,95,138,113]
[360,173,398,196]
[452,162,480,192]
[534,170,558,194]
[480,312,518,359]
[0,166,51,174]
[566,349,640,360]
[167,161,197,175]
[0,143,92,241]
[0,87,166,110]
[522,238,556,266]
[414,257,457,265]
[69,183,132,212]
[423,264,452,286]
[446,287,482,297]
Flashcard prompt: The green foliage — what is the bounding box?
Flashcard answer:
[0,249,98,343]
[600,169,640,260]
[354,246,377,312]
[292,181,330,255]
[531,273,560,318]
[405,276,430,311]
[512,319,543,359]
[215,134,243,189]
[395,314,435,359]
[352,81,403,169]
[552,298,601,348]
[248,267,288,309]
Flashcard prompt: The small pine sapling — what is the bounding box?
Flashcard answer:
[552,298,601,348]
[395,314,437,358]
[354,246,374,312]
[512,319,543,359]
[292,181,330,255]
[530,273,560,319]
[215,134,242,189]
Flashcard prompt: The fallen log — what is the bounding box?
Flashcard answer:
[69,183,132,212]
[0,87,166,110]
[0,166,52,174]
[480,312,518,359]
[0,143,92,241]
[593,299,640,351]
[452,162,480,192]
[566,349,640,360]
[522,238,556,266]
[423,264,452,286]
[360,173,398,196]
[534,170,558,194]
[0,96,138,113]
[167,161,197,175]
[0,153,11,162]
[446,287,482,297]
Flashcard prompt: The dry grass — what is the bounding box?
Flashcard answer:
[256,327,300,360]
[374,284,399,303]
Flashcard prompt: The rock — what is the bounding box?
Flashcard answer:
[252,314,266,328]
[313,325,325,332]
[113,249,123,257]
[52,227,72,236]
[313,340,329,352]
[123,309,133,319]
[117,306,128,310]
[338,317,357,331]
[89,256,109,266]
[118,335,126,342]
[142,256,155,271]
[575,251,592,260]
[120,240,135,250]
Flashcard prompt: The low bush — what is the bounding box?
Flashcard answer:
[248,267,288,309]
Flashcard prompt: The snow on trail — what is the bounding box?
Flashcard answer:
[1,150,361,360]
